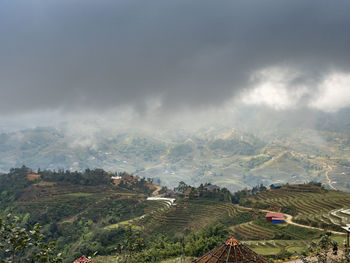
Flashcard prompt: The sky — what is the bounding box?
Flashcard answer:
[1,0,350,130]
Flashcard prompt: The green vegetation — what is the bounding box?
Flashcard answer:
[245,184,350,231]
[139,199,251,238]
[0,167,163,262]
[2,168,350,262]
[99,223,229,263]
[0,213,62,263]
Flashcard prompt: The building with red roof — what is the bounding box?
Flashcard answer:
[265,212,285,224]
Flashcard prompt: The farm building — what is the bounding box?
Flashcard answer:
[165,189,177,197]
[184,187,192,199]
[73,255,93,263]
[184,187,200,199]
[192,237,268,263]
[265,212,285,224]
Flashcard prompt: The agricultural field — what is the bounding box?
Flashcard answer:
[231,219,321,244]
[245,184,350,230]
[3,168,350,261]
[11,183,151,226]
[139,199,251,237]
[244,239,309,257]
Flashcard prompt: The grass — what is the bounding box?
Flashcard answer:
[92,255,116,263]
[104,219,142,230]
[252,247,281,255]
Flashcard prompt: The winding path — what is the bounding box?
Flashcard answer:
[152,185,163,197]
[237,205,345,236]
[325,165,337,190]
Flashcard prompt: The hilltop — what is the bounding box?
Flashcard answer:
[1,167,350,262]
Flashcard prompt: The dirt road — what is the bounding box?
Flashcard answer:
[325,165,337,190]
[152,185,163,197]
[237,205,345,235]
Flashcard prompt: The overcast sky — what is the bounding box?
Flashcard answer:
[1,0,350,128]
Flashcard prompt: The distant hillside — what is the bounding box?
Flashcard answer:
[1,109,350,191]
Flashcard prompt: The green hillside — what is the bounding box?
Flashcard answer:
[2,168,349,262]
[245,184,350,231]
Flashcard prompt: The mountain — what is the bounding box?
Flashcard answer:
[1,108,350,191]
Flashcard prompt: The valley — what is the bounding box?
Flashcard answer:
[1,121,350,193]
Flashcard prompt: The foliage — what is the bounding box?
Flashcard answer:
[0,166,33,206]
[231,184,267,204]
[174,181,188,193]
[40,168,112,186]
[0,213,62,263]
[300,233,346,263]
[115,225,145,263]
[128,224,229,262]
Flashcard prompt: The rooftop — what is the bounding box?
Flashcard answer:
[192,237,269,263]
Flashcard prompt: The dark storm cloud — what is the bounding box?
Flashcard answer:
[1,0,350,114]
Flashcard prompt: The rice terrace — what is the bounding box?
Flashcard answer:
[2,1,350,262]
[95,182,350,261]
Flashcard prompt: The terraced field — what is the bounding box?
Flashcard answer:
[140,199,247,236]
[12,183,152,228]
[247,185,350,229]
[243,239,310,256]
[230,222,276,240]
[231,218,322,240]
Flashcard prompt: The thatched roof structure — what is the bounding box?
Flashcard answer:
[192,237,269,263]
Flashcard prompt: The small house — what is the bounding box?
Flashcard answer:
[184,187,192,199]
[204,184,220,192]
[165,189,176,197]
[265,212,285,224]
[193,189,200,198]
[73,255,93,263]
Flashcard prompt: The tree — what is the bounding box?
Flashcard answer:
[0,213,62,263]
[174,181,188,193]
[116,225,145,263]
[300,233,346,263]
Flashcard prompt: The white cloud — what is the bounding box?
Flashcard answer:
[241,67,310,110]
[309,73,350,112]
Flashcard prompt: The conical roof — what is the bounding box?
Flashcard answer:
[192,237,269,263]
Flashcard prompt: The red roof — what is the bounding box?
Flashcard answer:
[73,256,94,263]
[266,212,284,218]
[272,217,285,220]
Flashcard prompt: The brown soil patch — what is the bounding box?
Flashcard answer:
[26,173,40,181]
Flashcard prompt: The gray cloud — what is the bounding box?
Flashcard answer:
[1,0,350,115]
